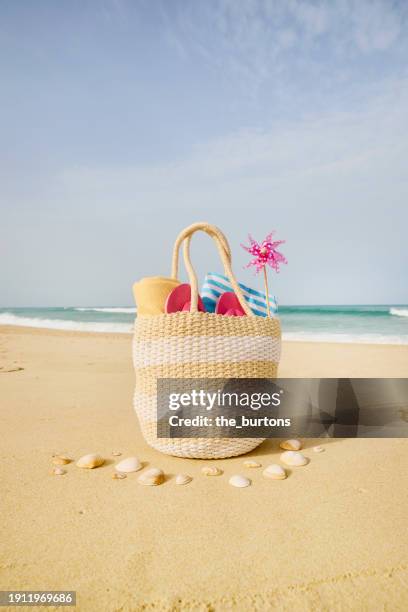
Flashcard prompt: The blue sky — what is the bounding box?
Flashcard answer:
[1,0,407,306]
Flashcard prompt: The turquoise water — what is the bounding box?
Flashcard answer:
[278,305,408,344]
[1,305,408,344]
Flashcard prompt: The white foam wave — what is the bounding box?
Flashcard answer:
[1,312,407,343]
[0,313,132,334]
[283,331,408,345]
[73,307,136,313]
[389,308,408,318]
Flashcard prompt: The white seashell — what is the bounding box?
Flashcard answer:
[52,467,66,475]
[52,455,72,465]
[229,475,251,488]
[263,464,287,480]
[138,468,164,486]
[76,453,105,469]
[313,445,325,453]
[112,472,127,480]
[201,466,223,476]
[115,457,142,473]
[175,474,192,485]
[243,460,261,468]
[112,451,122,456]
[280,451,309,466]
[279,439,302,451]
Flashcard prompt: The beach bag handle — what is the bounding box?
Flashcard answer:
[171,222,254,316]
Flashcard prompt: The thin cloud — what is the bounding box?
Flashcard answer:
[1,0,407,304]
[159,0,408,103]
[56,75,408,211]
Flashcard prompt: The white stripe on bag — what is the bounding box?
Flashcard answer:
[133,336,280,367]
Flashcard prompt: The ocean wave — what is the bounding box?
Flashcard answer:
[73,307,136,313]
[389,308,408,318]
[0,313,132,334]
[1,311,407,344]
[279,306,391,316]
[283,331,408,345]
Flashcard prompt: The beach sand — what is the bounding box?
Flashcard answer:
[1,325,407,611]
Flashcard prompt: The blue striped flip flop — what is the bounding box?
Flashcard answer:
[201,272,278,317]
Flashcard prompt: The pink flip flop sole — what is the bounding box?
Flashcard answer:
[165,283,206,313]
[215,292,246,316]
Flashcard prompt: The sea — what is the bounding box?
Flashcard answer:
[1,305,408,345]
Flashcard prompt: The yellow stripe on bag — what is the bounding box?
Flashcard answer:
[134,360,279,395]
[134,311,281,339]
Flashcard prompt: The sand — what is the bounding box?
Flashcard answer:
[1,325,407,611]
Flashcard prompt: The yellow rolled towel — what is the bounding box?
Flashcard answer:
[133,276,180,315]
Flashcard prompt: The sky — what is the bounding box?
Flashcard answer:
[1,0,407,306]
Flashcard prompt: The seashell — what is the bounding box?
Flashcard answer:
[313,445,325,453]
[138,468,164,486]
[112,472,127,480]
[201,466,223,476]
[52,455,72,465]
[175,474,192,486]
[52,467,66,475]
[76,453,105,469]
[279,439,302,451]
[115,457,142,473]
[280,451,309,466]
[243,460,261,468]
[112,451,122,456]
[229,475,251,488]
[263,464,287,480]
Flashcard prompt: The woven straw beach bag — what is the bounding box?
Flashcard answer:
[133,222,281,459]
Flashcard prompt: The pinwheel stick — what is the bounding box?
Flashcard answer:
[263,267,271,318]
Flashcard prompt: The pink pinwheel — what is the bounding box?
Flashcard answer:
[241,232,287,317]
